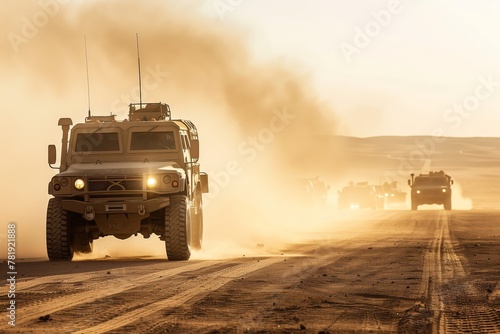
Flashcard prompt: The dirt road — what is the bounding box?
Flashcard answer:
[4,210,500,333]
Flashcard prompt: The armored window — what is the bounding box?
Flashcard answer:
[130,131,176,150]
[414,177,447,186]
[180,134,190,150]
[180,135,186,150]
[75,133,120,152]
[432,178,448,186]
[184,134,191,149]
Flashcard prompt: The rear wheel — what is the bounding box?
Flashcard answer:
[411,200,418,211]
[46,198,74,261]
[164,195,191,261]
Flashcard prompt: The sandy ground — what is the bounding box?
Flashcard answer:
[2,210,500,333]
[2,136,500,333]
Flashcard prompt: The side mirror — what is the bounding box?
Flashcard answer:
[48,145,57,166]
[451,180,454,185]
[407,179,411,186]
[199,172,209,193]
[191,140,199,162]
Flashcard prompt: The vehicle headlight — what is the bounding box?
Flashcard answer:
[442,189,447,193]
[416,190,421,194]
[74,178,85,190]
[147,176,158,188]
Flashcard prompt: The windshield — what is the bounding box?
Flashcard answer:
[75,132,120,152]
[130,131,176,150]
[414,177,448,186]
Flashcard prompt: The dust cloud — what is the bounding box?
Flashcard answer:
[1,2,481,261]
[1,1,341,260]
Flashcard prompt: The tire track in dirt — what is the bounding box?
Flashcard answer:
[426,211,450,332]
[18,272,102,290]
[14,260,221,326]
[13,244,319,332]
[416,212,500,333]
[72,256,288,333]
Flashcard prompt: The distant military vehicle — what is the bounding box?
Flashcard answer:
[47,102,209,261]
[306,177,329,206]
[408,171,452,210]
[338,182,385,210]
[382,181,407,204]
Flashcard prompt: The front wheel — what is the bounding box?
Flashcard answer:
[411,201,418,211]
[46,198,74,261]
[164,195,191,261]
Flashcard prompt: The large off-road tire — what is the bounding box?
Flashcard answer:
[444,197,452,211]
[46,198,74,261]
[411,200,418,211]
[164,195,191,261]
[190,187,203,250]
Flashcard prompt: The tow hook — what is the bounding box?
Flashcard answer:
[138,205,146,216]
[84,205,95,221]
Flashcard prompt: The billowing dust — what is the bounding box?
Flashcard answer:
[1,1,342,260]
[0,1,476,261]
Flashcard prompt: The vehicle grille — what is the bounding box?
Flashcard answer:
[416,189,447,197]
[88,175,143,192]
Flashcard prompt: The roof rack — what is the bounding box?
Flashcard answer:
[128,102,171,121]
[85,115,117,123]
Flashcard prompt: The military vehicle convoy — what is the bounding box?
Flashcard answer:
[47,102,208,261]
[408,171,453,210]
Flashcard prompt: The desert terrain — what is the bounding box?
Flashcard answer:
[3,136,500,333]
[2,2,500,333]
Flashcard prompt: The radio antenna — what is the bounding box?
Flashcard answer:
[136,33,143,109]
[84,35,92,118]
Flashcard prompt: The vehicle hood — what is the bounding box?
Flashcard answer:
[58,161,185,177]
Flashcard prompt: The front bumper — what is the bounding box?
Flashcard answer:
[412,190,450,205]
[62,197,170,219]
[61,197,170,236]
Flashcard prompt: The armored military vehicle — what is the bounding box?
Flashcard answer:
[338,182,385,210]
[292,177,329,207]
[47,102,208,261]
[382,181,407,204]
[408,171,452,210]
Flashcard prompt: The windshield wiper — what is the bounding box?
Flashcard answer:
[147,125,159,133]
[79,127,103,143]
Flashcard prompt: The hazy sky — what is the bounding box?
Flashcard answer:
[198,0,500,137]
[3,0,500,137]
